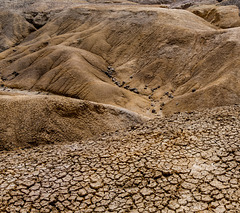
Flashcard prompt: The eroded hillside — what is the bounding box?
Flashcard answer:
[0,0,240,149]
[0,3,240,116]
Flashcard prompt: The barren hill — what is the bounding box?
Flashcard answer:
[0,3,240,117]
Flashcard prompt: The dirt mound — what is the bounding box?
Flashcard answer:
[0,94,146,150]
[0,1,239,209]
[130,0,216,7]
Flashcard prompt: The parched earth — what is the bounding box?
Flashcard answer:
[0,0,240,212]
[0,105,239,212]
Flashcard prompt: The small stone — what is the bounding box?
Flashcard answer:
[130,210,139,213]
[178,199,188,206]
[202,195,213,202]
[152,109,156,114]
[63,175,72,182]
[109,201,119,211]
[181,182,196,190]
[30,183,41,191]
[126,187,139,194]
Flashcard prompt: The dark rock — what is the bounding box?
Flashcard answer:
[130,88,139,94]
[104,71,112,78]
[152,109,156,113]
[120,81,125,87]
[115,81,121,87]
[12,71,19,77]
[1,77,7,81]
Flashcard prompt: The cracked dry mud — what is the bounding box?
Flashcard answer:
[0,105,239,213]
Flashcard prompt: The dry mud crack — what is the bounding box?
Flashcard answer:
[0,105,239,212]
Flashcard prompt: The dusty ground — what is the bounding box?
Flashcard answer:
[0,1,239,211]
[0,105,239,212]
